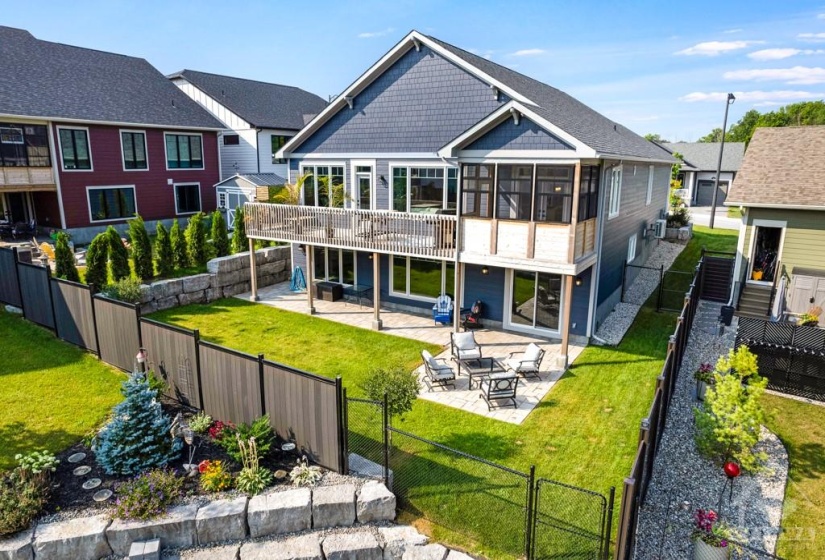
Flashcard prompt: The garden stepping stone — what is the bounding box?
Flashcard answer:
[357,481,396,523]
[107,503,198,557]
[195,496,248,545]
[67,453,86,463]
[311,484,356,528]
[379,526,428,560]
[93,489,113,502]
[128,538,159,560]
[0,528,34,560]
[247,488,311,538]
[82,478,101,490]
[240,534,322,560]
[402,544,449,560]
[72,465,92,476]
[33,514,112,560]
[322,531,383,560]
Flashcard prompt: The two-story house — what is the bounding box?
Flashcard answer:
[0,26,223,244]
[243,31,675,365]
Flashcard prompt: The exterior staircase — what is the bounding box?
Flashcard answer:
[737,283,774,318]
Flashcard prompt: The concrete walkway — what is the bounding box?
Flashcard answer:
[689,206,741,230]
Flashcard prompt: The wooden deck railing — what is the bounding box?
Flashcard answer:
[0,166,56,190]
[245,203,458,259]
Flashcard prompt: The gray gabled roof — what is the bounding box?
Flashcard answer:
[662,142,745,172]
[0,26,223,129]
[168,70,327,131]
[426,36,676,162]
[215,173,286,188]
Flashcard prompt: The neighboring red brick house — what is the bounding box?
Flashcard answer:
[0,26,223,243]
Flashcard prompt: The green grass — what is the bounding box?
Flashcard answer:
[0,310,124,471]
[763,394,825,558]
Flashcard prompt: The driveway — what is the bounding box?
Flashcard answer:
[689,205,741,230]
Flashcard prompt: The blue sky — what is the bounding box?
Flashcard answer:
[5,0,825,141]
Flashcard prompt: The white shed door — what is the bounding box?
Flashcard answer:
[225,191,250,229]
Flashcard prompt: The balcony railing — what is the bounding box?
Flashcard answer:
[0,167,56,190]
[245,203,458,259]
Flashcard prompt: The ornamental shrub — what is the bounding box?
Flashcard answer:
[128,215,154,282]
[170,218,188,270]
[103,277,143,304]
[211,210,230,258]
[54,231,80,282]
[95,373,182,475]
[361,365,420,418]
[154,222,174,278]
[0,469,50,537]
[213,416,273,463]
[230,207,248,254]
[188,412,212,434]
[114,468,183,520]
[185,213,208,266]
[84,233,109,291]
[235,436,273,495]
[107,226,131,281]
[199,460,233,493]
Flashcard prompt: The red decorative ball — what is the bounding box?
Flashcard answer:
[724,461,741,478]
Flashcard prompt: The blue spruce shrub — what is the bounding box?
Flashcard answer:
[95,373,182,475]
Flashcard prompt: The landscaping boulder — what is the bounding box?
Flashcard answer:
[312,484,356,528]
[379,526,428,560]
[139,284,154,304]
[402,544,448,560]
[0,528,33,560]
[33,515,111,560]
[247,488,311,538]
[173,544,240,560]
[222,282,251,297]
[357,481,396,523]
[240,534,323,560]
[322,531,383,560]
[151,278,184,299]
[205,287,222,302]
[154,295,179,311]
[213,270,241,288]
[181,273,211,293]
[446,550,474,560]
[178,290,206,306]
[107,504,198,556]
[196,496,248,545]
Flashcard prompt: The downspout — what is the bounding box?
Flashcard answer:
[47,122,67,229]
[216,131,224,181]
[256,128,262,174]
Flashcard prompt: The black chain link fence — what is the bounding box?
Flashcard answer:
[343,395,386,479]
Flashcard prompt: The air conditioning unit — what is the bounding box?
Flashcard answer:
[654,219,667,239]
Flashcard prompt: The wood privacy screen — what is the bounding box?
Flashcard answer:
[94,295,141,372]
[140,319,201,409]
[198,342,264,425]
[0,247,21,307]
[51,279,97,353]
[18,262,54,329]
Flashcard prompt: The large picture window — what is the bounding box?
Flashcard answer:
[391,256,455,300]
[271,135,288,164]
[88,186,136,222]
[461,164,494,218]
[578,165,600,221]
[534,166,573,223]
[496,164,532,220]
[121,131,147,170]
[313,248,355,284]
[165,134,203,169]
[175,183,201,214]
[300,165,345,207]
[392,166,457,214]
[0,124,50,167]
[58,128,92,170]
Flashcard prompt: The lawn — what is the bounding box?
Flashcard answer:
[0,309,124,471]
[763,394,825,558]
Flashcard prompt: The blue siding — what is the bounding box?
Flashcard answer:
[570,267,592,336]
[292,45,508,154]
[463,264,505,322]
[466,117,573,151]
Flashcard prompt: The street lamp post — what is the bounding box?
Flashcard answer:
[709,93,736,229]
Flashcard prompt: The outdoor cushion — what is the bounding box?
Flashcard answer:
[453,333,477,351]
[522,343,542,363]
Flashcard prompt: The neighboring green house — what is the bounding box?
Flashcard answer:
[727,126,825,320]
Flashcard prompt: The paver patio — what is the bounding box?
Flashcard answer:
[239,282,584,424]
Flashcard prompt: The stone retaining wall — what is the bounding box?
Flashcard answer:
[138,247,290,314]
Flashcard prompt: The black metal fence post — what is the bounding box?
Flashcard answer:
[525,465,536,560]
[258,353,266,415]
[342,387,349,474]
[89,284,101,356]
[604,486,616,560]
[46,269,58,332]
[193,329,204,410]
[620,260,627,302]
[335,377,346,474]
[657,265,665,312]
[13,247,24,311]
[382,392,389,487]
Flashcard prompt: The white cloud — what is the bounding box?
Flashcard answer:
[512,48,545,56]
[818,13,825,19]
[723,28,744,34]
[798,32,825,41]
[748,48,803,60]
[357,27,394,39]
[724,66,825,84]
[675,40,763,56]
[679,90,823,103]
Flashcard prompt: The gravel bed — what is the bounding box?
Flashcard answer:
[595,240,686,346]
[633,302,789,559]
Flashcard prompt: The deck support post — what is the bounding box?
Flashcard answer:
[558,274,574,369]
[248,239,259,301]
[372,252,382,330]
[306,245,316,315]
[453,262,462,333]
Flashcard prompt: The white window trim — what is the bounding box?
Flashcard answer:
[217,191,227,210]
[56,125,94,172]
[119,129,149,172]
[646,165,654,206]
[163,131,205,171]
[388,255,452,302]
[627,234,637,263]
[350,159,376,210]
[503,269,564,335]
[312,247,358,285]
[299,162,347,207]
[173,182,202,216]
[608,166,622,219]
[746,219,787,284]
[388,162,458,213]
[86,185,137,224]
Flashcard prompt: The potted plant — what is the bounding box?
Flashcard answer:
[798,306,821,327]
[692,508,735,560]
[694,362,714,401]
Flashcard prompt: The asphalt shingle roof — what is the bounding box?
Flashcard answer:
[662,142,745,172]
[0,26,223,129]
[168,70,327,130]
[726,126,825,208]
[426,35,676,162]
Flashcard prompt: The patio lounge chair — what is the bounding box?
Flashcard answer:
[451,331,482,362]
[432,294,453,325]
[504,343,546,379]
[479,374,518,410]
[12,219,35,239]
[421,350,456,391]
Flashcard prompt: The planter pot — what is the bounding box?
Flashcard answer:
[696,380,708,401]
[694,537,730,560]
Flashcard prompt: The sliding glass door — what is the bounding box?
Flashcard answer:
[508,270,562,333]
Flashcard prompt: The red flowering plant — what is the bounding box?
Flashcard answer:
[692,508,737,548]
[208,420,234,441]
[693,362,715,384]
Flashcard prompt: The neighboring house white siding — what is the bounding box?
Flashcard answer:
[257,129,293,179]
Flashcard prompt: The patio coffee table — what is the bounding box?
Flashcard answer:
[457,357,506,389]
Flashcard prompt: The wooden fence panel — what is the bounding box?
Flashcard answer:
[94,296,140,371]
[140,319,201,409]
[263,361,341,472]
[17,263,54,329]
[198,342,262,425]
[0,247,21,307]
[51,278,97,352]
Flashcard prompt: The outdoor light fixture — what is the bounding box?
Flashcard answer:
[481,266,489,275]
[575,277,583,287]
[135,348,147,373]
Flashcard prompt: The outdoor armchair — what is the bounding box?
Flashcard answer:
[450,331,482,362]
[432,294,454,325]
[479,373,518,410]
[504,343,545,379]
[421,349,456,391]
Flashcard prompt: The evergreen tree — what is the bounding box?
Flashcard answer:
[107,226,130,281]
[211,210,230,258]
[84,233,109,291]
[185,212,208,266]
[128,215,154,282]
[231,206,248,254]
[54,231,80,282]
[170,219,188,270]
[95,373,182,475]
[154,222,174,278]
